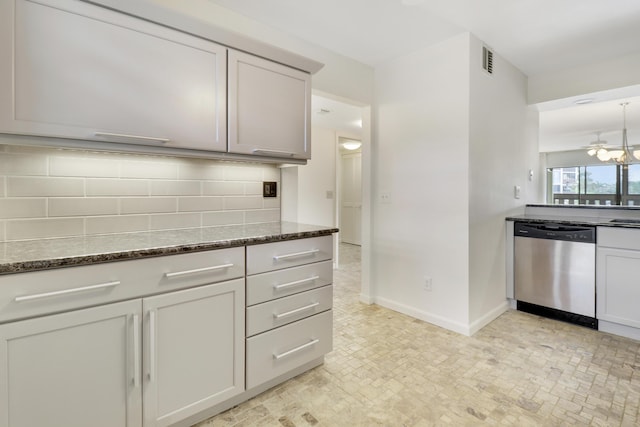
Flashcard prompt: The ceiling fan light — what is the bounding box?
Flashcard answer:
[597,149,612,161]
[587,148,597,156]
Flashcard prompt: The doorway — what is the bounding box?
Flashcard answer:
[339,138,362,246]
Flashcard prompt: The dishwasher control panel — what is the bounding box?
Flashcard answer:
[514,222,596,243]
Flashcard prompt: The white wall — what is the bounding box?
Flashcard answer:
[294,127,337,227]
[372,33,471,333]
[467,35,539,332]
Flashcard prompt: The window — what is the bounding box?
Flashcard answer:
[549,164,640,205]
[628,164,640,195]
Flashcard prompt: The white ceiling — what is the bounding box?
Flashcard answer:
[208,0,640,152]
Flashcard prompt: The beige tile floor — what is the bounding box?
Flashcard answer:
[195,243,640,426]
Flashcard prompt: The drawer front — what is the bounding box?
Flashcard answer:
[246,260,333,306]
[598,226,640,250]
[0,247,244,323]
[246,285,332,337]
[246,236,333,275]
[246,310,332,389]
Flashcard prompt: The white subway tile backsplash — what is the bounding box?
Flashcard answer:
[49,198,119,217]
[7,177,85,197]
[120,197,177,214]
[7,218,84,240]
[224,165,263,181]
[149,213,201,230]
[263,167,281,181]
[245,209,280,224]
[0,198,47,219]
[0,152,48,176]
[244,182,263,195]
[224,196,263,210]
[86,215,149,235]
[178,161,225,181]
[0,145,282,241]
[150,180,200,196]
[87,179,149,196]
[178,197,223,212]
[202,211,245,226]
[263,197,280,209]
[202,181,244,196]
[121,159,178,179]
[49,155,120,178]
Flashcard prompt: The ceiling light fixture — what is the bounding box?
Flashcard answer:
[574,98,594,105]
[588,103,638,164]
[341,140,362,150]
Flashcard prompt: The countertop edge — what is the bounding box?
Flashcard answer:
[0,227,339,275]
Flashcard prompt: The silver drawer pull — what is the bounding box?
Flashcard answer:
[165,263,234,278]
[252,148,295,157]
[273,275,320,290]
[273,339,320,360]
[95,132,170,144]
[274,302,320,319]
[14,281,121,302]
[273,249,319,261]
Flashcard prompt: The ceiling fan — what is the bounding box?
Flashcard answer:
[584,132,614,161]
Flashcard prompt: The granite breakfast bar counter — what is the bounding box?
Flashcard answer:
[0,222,338,427]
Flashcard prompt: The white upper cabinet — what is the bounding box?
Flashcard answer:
[0,0,227,151]
[228,50,311,160]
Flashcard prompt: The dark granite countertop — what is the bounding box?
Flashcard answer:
[506,214,640,228]
[0,222,339,275]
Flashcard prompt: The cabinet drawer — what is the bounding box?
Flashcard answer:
[0,247,244,323]
[246,310,332,389]
[246,260,332,306]
[246,236,333,275]
[247,285,332,337]
[598,226,640,250]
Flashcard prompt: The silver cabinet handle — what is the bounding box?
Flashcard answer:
[273,339,320,360]
[132,314,141,388]
[94,132,170,144]
[273,249,319,261]
[164,263,234,278]
[148,310,156,382]
[252,148,295,157]
[14,280,120,302]
[273,275,320,290]
[274,302,320,319]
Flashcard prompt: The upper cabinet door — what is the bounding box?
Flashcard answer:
[0,0,227,152]
[228,50,311,160]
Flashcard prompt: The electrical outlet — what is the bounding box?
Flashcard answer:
[380,192,391,204]
[423,276,432,292]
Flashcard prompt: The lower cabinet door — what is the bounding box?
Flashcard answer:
[0,299,143,427]
[597,247,640,328]
[142,279,245,427]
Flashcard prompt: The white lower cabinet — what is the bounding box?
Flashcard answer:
[597,227,640,332]
[0,299,143,427]
[0,236,334,426]
[142,279,244,427]
[0,274,244,427]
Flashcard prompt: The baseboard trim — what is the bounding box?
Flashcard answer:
[374,296,472,336]
[468,301,509,336]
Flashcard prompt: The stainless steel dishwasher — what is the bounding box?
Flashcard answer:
[514,222,597,329]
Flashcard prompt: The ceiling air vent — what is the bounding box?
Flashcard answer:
[482,46,494,74]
